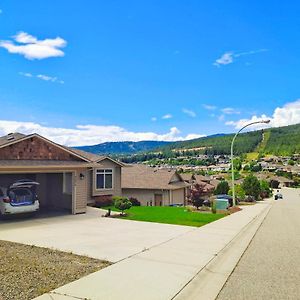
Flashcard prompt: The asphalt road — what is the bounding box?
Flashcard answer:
[218,188,300,300]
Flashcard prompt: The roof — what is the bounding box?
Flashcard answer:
[194,174,211,183]
[0,132,124,167]
[0,133,26,146]
[70,148,105,162]
[180,173,196,182]
[122,164,189,190]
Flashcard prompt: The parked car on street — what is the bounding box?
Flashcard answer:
[274,193,283,200]
[0,179,40,217]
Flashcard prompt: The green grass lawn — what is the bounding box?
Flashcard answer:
[103,206,225,227]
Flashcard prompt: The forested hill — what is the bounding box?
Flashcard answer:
[77,123,300,157]
[157,123,300,156]
[76,140,171,155]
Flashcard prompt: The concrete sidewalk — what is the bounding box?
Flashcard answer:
[35,202,272,300]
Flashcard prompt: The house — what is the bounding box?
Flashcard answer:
[122,164,188,206]
[0,133,124,214]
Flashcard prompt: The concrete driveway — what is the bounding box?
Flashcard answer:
[0,207,194,262]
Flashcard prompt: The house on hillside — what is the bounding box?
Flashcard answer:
[0,133,124,214]
[122,164,189,206]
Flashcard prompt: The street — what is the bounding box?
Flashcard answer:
[218,187,300,300]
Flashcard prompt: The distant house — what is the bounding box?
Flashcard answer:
[122,165,189,206]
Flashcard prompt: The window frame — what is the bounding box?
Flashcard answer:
[95,168,114,190]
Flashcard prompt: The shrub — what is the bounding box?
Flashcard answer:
[214,180,230,195]
[191,184,206,209]
[211,200,217,214]
[113,196,132,215]
[129,197,141,206]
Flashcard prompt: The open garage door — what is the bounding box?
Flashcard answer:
[0,172,73,214]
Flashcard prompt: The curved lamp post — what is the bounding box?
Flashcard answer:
[231,119,270,206]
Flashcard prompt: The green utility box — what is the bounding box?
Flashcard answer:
[216,199,229,210]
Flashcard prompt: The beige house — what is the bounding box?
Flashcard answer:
[122,164,188,206]
[0,133,124,214]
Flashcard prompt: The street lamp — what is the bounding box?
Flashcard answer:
[231,119,270,206]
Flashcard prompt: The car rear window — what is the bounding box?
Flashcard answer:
[9,188,34,203]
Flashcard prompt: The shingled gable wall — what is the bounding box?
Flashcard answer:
[0,136,83,161]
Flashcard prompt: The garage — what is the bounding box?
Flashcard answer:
[0,172,74,214]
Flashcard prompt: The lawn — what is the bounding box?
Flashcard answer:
[0,240,111,300]
[104,206,225,227]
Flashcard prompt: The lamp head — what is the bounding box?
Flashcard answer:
[262,119,271,124]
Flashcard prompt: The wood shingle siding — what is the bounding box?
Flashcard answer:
[0,137,82,161]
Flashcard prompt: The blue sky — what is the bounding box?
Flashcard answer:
[1,1,300,146]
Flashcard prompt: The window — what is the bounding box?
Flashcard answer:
[96,169,113,189]
[63,173,72,195]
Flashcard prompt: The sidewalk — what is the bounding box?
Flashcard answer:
[35,201,272,300]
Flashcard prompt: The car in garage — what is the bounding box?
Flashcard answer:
[0,179,40,216]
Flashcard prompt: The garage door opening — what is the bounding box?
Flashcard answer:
[0,172,73,215]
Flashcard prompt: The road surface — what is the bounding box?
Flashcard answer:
[218,187,300,300]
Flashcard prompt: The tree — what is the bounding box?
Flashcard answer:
[113,197,132,215]
[191,184,206,209]
[260,180,272,199]
[229,184,246,200]
[214,180,230,195]
[242,175,261,200]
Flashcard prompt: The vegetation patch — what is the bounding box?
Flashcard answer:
[0,240,111,300]
[103,206,225,227]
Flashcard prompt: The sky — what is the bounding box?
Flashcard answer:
[1,1,300,146]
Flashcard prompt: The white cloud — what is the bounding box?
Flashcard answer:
[19,72,64,84]
[0,120,205,146]
[221,107,240,115]
[213,52,234,67]
[182,108,196,118]
[19,72,33,78]
[214,49,268,67]
[162,114,172,119]
[203,104,217,110]
[225,99,300,130]
[0,31,66,60]
[185,133,205,140]
[151,117,157,122]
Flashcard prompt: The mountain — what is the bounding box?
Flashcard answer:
[76,140,172,155]
[77,123,300,157]
[157,123,300,156]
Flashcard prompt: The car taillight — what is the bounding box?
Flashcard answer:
[3,197,11,203]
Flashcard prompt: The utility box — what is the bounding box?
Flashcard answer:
[216,199,229,210]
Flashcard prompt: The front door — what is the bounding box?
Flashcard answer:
[154,194,163,206]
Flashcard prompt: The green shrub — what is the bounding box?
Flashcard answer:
[214,180,230,195]
[113,196,132,215]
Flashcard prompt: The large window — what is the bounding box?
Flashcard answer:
[96,169,113,189]
[63,173,72,195]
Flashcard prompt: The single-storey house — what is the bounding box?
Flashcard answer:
[0,132,124,214]
[122,164,188,206]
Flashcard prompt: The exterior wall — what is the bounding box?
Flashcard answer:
[171,188,185,205]
[0,136,82,161]
[74,169,88,214]
[122,188,170,206]
[91,160,122,197]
